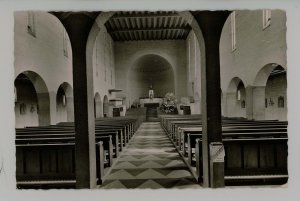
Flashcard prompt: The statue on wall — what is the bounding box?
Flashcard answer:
[149,85,154,99]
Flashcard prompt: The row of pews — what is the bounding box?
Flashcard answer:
[160,115,288,186]
[15,116,143,189]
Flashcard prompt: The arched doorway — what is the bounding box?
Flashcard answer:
[14,71,50,128]
[226,77,246,118]
[128,54,175,108]
[103,95,109,117]
[56,82,74,123]
[94,93,102,118]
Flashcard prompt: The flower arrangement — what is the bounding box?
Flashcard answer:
[160,92,178,114]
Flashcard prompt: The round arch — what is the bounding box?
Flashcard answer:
[225,77,246,118]
[103,95,109,117]
[253,63,287,87]
[14,71,50,127]
[127,54,175,107]
[56,82,74,122]
[94,92,102,118]
[264,65,287,120]
[87,11,206,109]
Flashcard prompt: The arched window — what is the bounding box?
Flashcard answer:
[230,11,236,51]
[62,94,66,106]
[27,11,36,37]
[263,9,271,29]
[237,89,241,101]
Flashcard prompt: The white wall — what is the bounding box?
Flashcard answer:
[220,10,286,89]
[186,30,201,114]
[92,25,116,114]
[14,11,73,126]
[220,10,287,120]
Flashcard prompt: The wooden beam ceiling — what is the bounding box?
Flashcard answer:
[105,11,191,41]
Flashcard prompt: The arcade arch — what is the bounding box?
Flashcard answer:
[14,71,50,128]
[253,64,287,120]
[226,77,246,118]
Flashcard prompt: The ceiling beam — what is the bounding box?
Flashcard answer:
[107,26,191,34]
[110,12,179,20]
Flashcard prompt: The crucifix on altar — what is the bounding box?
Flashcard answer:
[149,84,154,99]
[148,76,154,99]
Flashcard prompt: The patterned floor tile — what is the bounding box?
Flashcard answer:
[99,122,201,189]
[137,180,163,189]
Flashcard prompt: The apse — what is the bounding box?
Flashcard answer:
[128,54,175,105]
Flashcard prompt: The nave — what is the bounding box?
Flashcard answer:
[12,10,288,189]
[101,122,200,189]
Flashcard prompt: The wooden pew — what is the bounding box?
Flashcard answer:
[16,128,119,161]
[195,135,288,185]
[16,141,105,189]
[15,115,143,189]
[160,115,288,185]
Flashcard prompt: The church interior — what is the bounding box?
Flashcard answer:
[13,10,287,189]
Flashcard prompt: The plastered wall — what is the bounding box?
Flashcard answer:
[14,11,73,126]
[220,10,287,120]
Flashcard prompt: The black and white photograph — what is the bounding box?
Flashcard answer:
[1,0,300,201]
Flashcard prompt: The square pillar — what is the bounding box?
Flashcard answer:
[49,91,58,124]
[37,92,51,126]
[53,12,100,189]
[253,86,266,120]
[66,97,74,122]
[245,86,254,120]
[193,11,230,188]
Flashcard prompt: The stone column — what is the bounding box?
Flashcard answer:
[193,11,230,188]
[52,12,100,189]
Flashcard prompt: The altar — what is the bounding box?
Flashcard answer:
[139,98,163,107]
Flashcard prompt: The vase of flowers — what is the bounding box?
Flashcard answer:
[160,92,178,114]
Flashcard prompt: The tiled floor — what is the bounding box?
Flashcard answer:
[100,122,201,189]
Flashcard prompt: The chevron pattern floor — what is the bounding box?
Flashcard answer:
[100,122,201,189]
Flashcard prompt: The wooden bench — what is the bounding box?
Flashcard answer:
[15,116,143,189]
[16,142,105,189]
[160,115,288,185]
[195,135,288,185]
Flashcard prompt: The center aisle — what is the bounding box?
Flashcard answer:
[100,122,201,189]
